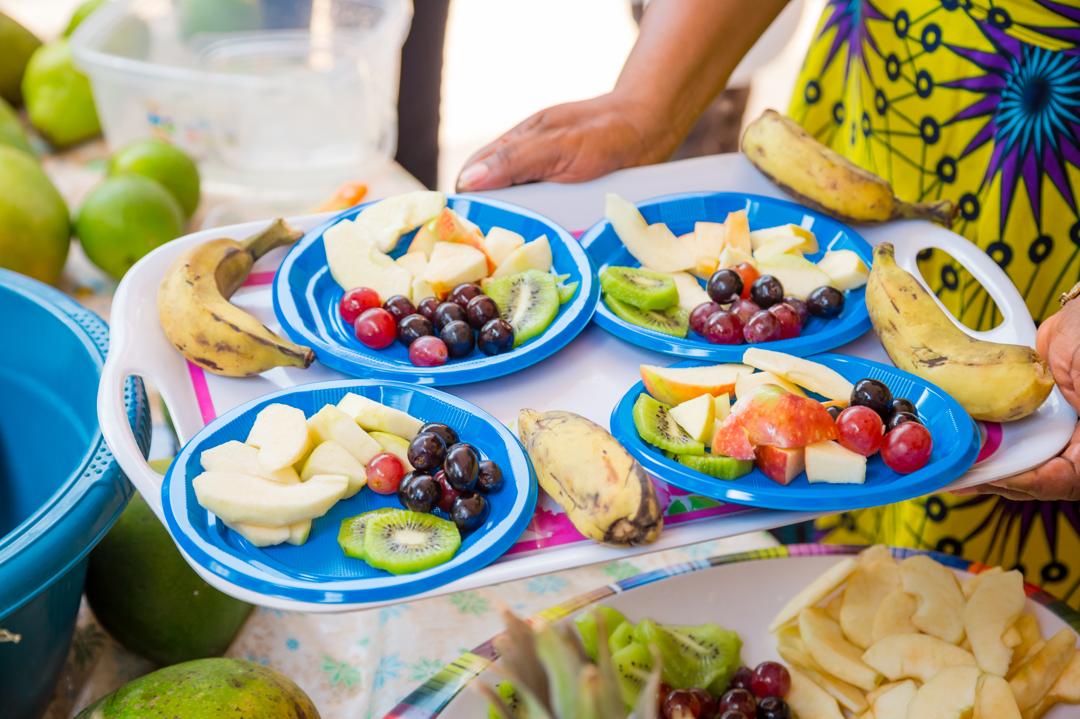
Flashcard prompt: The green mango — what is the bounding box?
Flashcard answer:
[108,138,201,218]
[0,145,70,284]
[85,492,253,665]
[0,96,32,154]
[0,12,41,106]
[64,0,108,37]
[75,658,319,718]
[21,40,100,147]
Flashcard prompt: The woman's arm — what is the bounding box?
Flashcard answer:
[456,0,788,191]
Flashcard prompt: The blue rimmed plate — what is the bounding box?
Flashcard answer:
[274,195,598,385]
[580,192,873,359]
[609,355,980,512]
[162,380,537,606]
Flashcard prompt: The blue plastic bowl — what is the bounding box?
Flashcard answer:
[0,270,149,719]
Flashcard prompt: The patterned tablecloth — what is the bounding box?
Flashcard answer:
[38,141,777,718]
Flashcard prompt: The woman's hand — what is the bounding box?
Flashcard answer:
[971,300,1080,501]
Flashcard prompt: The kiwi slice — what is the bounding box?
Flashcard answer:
[337,507,398,560]
[363,510,461,574]
[557,280,578,304]
[575,605,628,661]
[483,270,560,347]
[609,620,636,654]
[633,394,704,455]
[632,619,742,692]
[677,454,754,480]
[487,680,524,719]
[600,266,678,310]
[605,295,688,337]
[612,641,655,707]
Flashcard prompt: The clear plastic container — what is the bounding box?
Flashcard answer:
[71,0,412,198]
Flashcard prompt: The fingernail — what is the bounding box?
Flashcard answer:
[458,162,489,190]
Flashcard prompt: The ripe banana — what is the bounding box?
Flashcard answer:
[518,409,662,546]
[866,243,1053,422]
[158,219,315,377]
[742,109,956,226]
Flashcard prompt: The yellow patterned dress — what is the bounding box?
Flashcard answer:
[789,0,1080,606]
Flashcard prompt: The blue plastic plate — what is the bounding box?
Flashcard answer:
[580,192,873,359]
[162,380,537,605]
[610,355,980,512]
[274,195,598,385]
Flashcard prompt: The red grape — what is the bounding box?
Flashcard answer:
[366,452,406,494]
[409,335,449,367]
[730,298,761,326]
[768,303,802,339]
[435,470,459,512]
[728,666,753,691]
[750,662,791,698]
[704,310,744,344]
[718,711,750,719]
[719,688,756,716]
[340,287,380,325]
[743,310,782,343]
[733,262,759,299]
[354,307,396,349]
[783,297,809,326]
[836,405,885,457]
[690,302,724,336]
[881,422,933,473]
[663,688,715,719]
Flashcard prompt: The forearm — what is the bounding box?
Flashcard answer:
[615,0,788,147]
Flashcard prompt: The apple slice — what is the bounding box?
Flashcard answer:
[799,607,880,690]
[229,522,290,547]
[200,440,300,484]
[395,251,427,276]
[841,557,902,649]
[407,218,438,258]
[490,235,553,278]
[753,234,810,262]
[735,370,807,399]
[871,679,917,719]
[755,445,805,485]
[712,385,838,460]
[862,633,976,683]
[432,208,495,272]
[370,431,414,470]
[484,226,525,267]
[817,249,869,291]
[974,674,1021,719]
[750,224,818,253]
[193,472,348,525]
[324,221,414,300]
[423,242,489,296]
[741,348,855,403]
[906,666,979,719]
[349,190,446,252]
[770,557,857,632]
[605,193,696,272]
[1011,612,1043,668]
[1010,628,1076,711]
[964,569,1026,676]
[300,440,366,497]
[962,565,1003,598]
[805,440,867,485]
[337,393,423,440]
[669,394,715,444]
[872,589,919,642]
[796,661,869,714]
[756,254,833,300]
[669,271,711,313]
[723,210,752,254]
[306,405,382,464]
[691,221,727,278]
[245,404,312,472]
[900,555,967,644]
[786,666,845,719]
[717,245,755,270]
[640,363,753,405]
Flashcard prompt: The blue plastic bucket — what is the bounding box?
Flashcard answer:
[0,270,149,719]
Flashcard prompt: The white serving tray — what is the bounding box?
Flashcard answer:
[98,154,1074,612]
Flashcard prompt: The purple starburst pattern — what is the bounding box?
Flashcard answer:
[817,0,888,81]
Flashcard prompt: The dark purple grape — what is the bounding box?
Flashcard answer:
[397,472,441,513]
[450,493,488,532]
[383,294,416,322]
[397,313,433,346]
[419,422,458,447]
[407,432,446,472]
[433,302,467,330]
[439,319,475,358]
[887,411,921,431]
[890,397,917,417]
[729,666,753,691]
[449,283,484,308]
[782,297,809,326]
[827,405,842,420]
[807,286,844,318]
[755,696,791,719]
[416,296,440,321]
[465,294,500,329]
[707,269,743,304]
[476,460,503,493]
[719,712,749,719]
[478,318,514,355]
[750,275,784,308]
[443,443,479,492]
[851,378,893,419]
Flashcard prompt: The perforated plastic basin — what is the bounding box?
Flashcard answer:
[0,270,149,719]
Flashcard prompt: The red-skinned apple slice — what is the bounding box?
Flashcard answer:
[756,445,806,485]
[433,208,495,272]
[640,363,754,406]
[711,384,839,460]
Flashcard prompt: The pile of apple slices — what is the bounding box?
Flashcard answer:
[192,393,422,548]
[770,545,1080,719]
[637,349,880,486]
[324,191,557,303]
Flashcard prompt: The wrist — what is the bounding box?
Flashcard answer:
[605,88,686,163]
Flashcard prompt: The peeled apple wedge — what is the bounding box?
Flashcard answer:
[735,370,806,399]
[669,271,712,313]
[424,242,489,296]
[742,348,854,403]
[301,440,367,497]
[770,557,857,632]
[867,243,1054,421]
[336,393,423,439]
[230,520,312,547]
[324,220,414,301]
[899,554,966,644]
[490,235,552,278]
[245,404,312,471]
[350,190,446,252]
[841,557,902,649]
[755,254,832,301]
[786,666,844,719]
[816,249,868,291]
[306,405,382,464]
[861,633,976,683]
[1010,628,1076,711]
[192,472,348,526]
[964,569,1026,676]
[799,607,880,691]
[905,665,979,719]
[199,440,300,484]
[872,589,919,642]
[974,674,1021,719]
[484,226,525,267]
[870,679,917,719]
[605,193,696,272]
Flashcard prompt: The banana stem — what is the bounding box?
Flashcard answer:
[243,218,304,259]
[894,198,958,227]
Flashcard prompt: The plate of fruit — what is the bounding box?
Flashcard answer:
[388,544,1080,719]
[274,192,597,384]
[161,379,537,606]
[609,349,980,511]
[580,192,873,359]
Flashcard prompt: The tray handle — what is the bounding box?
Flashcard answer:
[888,222,1035,346]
